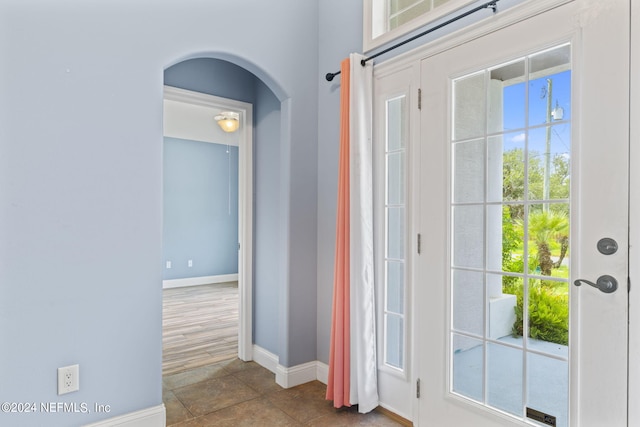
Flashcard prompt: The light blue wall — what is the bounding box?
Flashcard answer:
[163,137,239,280]
[165,58,257,104]
[316,0,364,365]
[254,79,284,355]
[0,1,318,425]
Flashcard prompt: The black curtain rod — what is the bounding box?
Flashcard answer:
[325,0,499,82]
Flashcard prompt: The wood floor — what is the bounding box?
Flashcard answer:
[162,282,239,376]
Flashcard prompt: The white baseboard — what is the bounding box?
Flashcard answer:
[378,401,412,423]
[252,344,279,373]
[83,404,165,427]
[316,361,329,385]
[251,350,405,421]
[275,361,319,389]
[252,344,325,389]
[162,274,238,289]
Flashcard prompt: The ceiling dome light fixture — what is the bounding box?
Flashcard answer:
[214,111,240,133]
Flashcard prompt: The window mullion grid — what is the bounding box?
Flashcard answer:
[384,149,391,369]
[449,49,572,424]
[482,69,490,407]
[384,121,406,371]
[384,116,391,368]
[521,55,531,418]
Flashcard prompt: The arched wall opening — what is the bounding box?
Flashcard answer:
[162,57,286,367]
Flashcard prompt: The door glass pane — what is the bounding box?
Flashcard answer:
[388,151,405,205]
[527,352,568,427]
[528,45,571,127]
[387,261,404,314]
[487,132,526,203]
[484,205,525,274]
[453,139,485,203]
[452,270,484,336]
[528,126,571,201]
[497,274,523,346]
[487,343,523,416]
[450,44,571,425]
[387,97,406,151]
[452,205,484,268]
[388,206,405,260]
[490,60,526,132]
[452,334,484,402]
[527,278,569,357]
[487,273,519,342]
[527,203,570,277]
[386,314,404,368]
[453,72,486,141]
[384,95,407,371]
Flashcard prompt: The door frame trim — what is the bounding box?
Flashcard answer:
[162,85,253,361]
[628,1,639,424]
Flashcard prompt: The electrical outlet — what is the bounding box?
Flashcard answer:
[188,259,193,267]
[166,261,172,269]
[58,364,79,395]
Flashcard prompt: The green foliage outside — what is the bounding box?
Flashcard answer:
[503,280,569,346]
[500,147,570,346]
[502,147,570,209]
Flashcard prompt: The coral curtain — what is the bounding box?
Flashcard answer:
[326,57,352,409]
[326,53,378,414]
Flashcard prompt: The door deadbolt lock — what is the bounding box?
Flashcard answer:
[597,238,618,255]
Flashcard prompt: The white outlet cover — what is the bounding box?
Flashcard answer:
[58,364,79,395]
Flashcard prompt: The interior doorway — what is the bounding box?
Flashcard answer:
[162,86,254,374]
[162,283,240,375]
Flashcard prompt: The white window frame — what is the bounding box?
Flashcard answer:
[363,0,476,52]
[374,86,412,380]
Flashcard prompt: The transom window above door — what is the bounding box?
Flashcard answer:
[364,0,476,51]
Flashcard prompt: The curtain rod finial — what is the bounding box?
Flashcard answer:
[326,71,342,81]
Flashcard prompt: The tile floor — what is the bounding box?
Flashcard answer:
[163,358,405,426]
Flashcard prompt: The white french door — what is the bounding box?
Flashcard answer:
[373,62,420,421]
[416,1,629,427]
